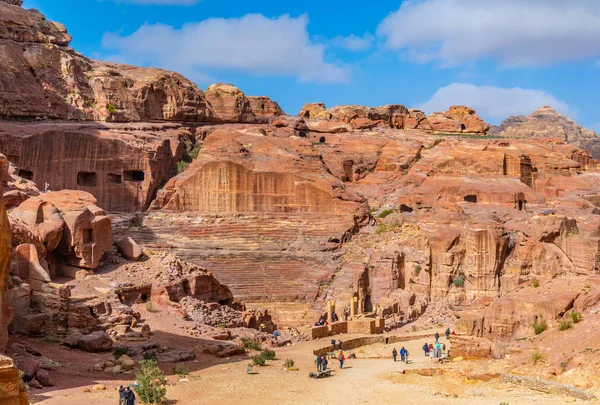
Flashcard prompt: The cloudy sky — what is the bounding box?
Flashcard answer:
[24,0,600,128]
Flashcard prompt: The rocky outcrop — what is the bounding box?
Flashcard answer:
[428,106,490,134]
[0,355,28,405]
[247,96,284,118]
[297,103,487,133]
[204,83,255,123]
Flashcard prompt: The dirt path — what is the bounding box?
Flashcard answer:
[33,329,573,405]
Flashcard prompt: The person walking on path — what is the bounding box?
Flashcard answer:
[435,342,442,358]
[338,351,345,369]
[435,332,440,343]
[445,328,451,340]
[392,348,398,362]
[119,385,126,405]
[321,356,328,371]
[316,355,322,371]
[124,386,135,405]
[423,343,429,357]
[400,347,407,363]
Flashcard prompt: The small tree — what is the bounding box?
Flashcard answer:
[134,359,167,404]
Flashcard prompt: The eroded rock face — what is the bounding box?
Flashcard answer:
[38,190,112,269]
[0,155,13,353]
[247,96,284,119]
[0,121,190,212]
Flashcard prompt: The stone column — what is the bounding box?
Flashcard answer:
[327,300,335,323]
[350,296,358,318]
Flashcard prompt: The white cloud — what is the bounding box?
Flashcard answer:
[417,83,571,122]
[102,14,349,84]
[330,33,374,52]
[377,0,600,67]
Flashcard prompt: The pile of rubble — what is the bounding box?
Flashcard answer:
[179,297,244,328]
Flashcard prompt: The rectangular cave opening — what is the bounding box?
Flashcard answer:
[108,173,122,184]
[464,194,478,203]
[123,170,145,182]
[77,171,97,187]
[18,169,33,180]
[83,228,94,244]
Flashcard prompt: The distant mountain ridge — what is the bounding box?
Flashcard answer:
[490,106,600,158]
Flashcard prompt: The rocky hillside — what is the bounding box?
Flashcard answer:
[491,106,600,158]
[2,0,600,354]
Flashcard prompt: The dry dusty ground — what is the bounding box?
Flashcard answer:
[26,322,594,405]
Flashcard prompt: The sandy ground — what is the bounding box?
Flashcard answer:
[28,326,584,405]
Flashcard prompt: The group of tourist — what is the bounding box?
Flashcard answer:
[314,307,351,326]
[118,385,136,405]
[330,339,343,350]
[391,347,409,363]
[316,351,346,371]
[424,328,453,359]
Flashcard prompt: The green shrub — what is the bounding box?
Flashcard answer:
[241,338,262,351]
[172,363,189,377]
[532,279,540,288]
[133,359,167,404]
[252,355,266,366]
[42,335,62,344]
[146,301,154,312]
[532,317,548,335]
[284,359,295,368]
[453,274,465,288]
[378,209,394,218]
[106,103,117,114]
[531,350,545,364]
[558,320,572,331]
[376,223,396,234]
[260,349,276,361]
[414,265,422,276]
[569,311,582,324]
[188,146,201,160]
[113,346,132,359]
[176,160,190,174]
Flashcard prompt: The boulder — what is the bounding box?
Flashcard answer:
[115,237,142,261]
[17,357,39,381]
[65,331,113,352]
[34,369,53,387]
[9,197,64,253]
[156,348,195,363]
[27,378,42,389]
[117,355,135,371]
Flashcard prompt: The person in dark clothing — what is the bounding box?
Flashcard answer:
[338,351,345,369]
[423,343,429,357]
[119,385,126,405]
[435,332,440,343]
[338,340,343,350]
[392,348,398,362]
[321,356,328,371]
[400,347,407,362]
[332,313,339,322]
[124,386,135,405]
[316,355,323,371]
[445,328,451,339]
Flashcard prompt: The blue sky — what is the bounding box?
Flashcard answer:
[23,0,600,129]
